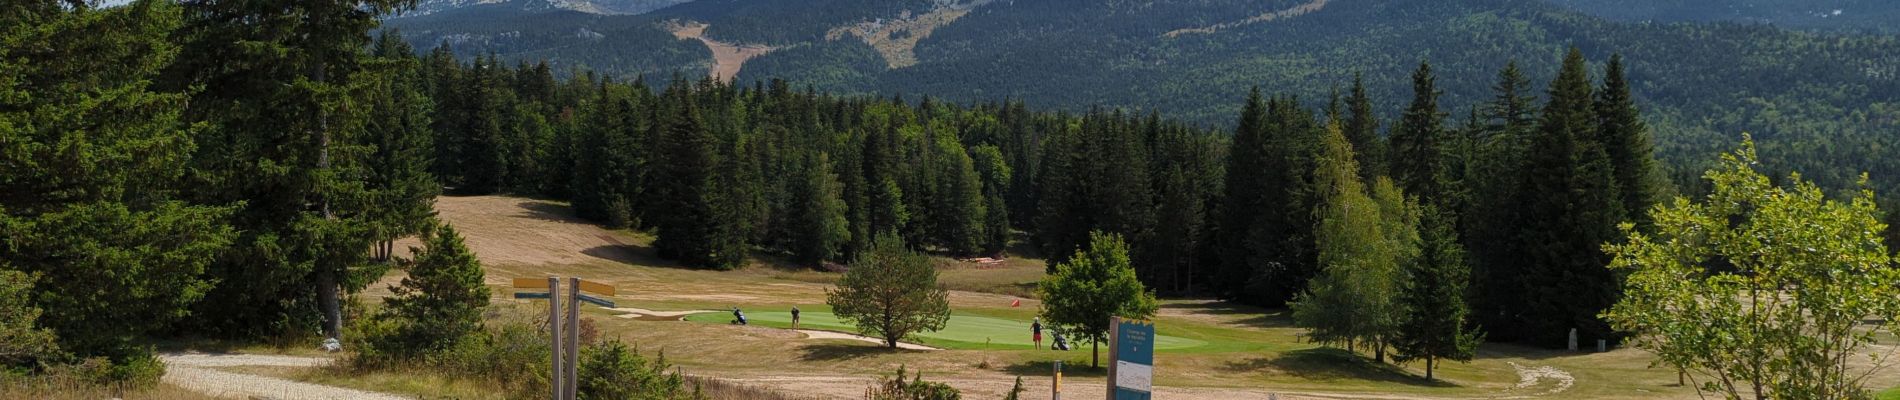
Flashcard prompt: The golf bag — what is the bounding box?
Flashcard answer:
[1051,329,1071,351]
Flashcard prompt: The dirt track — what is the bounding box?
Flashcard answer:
[160,353,407,400]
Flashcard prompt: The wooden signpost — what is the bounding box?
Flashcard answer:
[514,276,616,400]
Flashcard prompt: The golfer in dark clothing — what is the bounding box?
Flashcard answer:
[791,306,802,329]
[1032,318,1043,349]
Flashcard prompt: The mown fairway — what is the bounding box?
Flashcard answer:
[683,310,1208,350]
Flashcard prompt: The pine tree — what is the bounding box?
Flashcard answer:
[1389,62,1448,203]
[1596,54,1661,229]
[1393,206,1482,380]
[1345,73,1387,181]
[827,233,951,349]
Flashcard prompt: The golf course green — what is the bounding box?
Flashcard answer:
[684,310,1207,351]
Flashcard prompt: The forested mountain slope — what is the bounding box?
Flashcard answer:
[384,0,1900,193]
[1545,0,1900,33]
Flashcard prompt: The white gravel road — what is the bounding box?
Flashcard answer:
[160,352,411,400]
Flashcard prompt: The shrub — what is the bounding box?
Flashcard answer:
[865,366,960,400]
[576,339,701,400]
[0,270,58,369]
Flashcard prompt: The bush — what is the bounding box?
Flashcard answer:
[44,353,163,388]
[865,366,959,400]
[0,270,58,369]
[576,339,701,400]
[437,317,552,394]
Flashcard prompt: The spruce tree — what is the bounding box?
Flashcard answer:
[1215,89,1271,300]
[652,80,739,269]
[364,31,440,263]
[788,153,852,266]
[1467,60,1539,340]
[1389,62,1448,203]
[171,0,410,340]
[1345,73,1387,181]
[1035,123,1087,269]
[373,223,489,357]
[1515,48,1625,346]
[1393,206,1482,380]
[1,1,238,359]
[929,134,987,256]
[1596,54,1661,229]
[971,145,1014,256]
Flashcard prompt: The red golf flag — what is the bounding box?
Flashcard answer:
[1011,299,1021,307]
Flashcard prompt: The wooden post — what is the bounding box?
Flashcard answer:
[548,277,563,400]
[1106,317,1120,400]
[565,277,581,400]
[1052,360,1062,400]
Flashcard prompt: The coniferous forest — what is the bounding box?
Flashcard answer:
[9,0,1892,391]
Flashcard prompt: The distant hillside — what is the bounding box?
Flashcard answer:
[383,0,1900,193]
[398,0,696,17]
[1545,0,1900,33]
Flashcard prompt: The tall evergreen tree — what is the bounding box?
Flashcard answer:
[1393,206,1482,380]
[1514,48,1625,346]
[1345,73,1387,182]
[1467,60,1540,340]
[652,80,742,269]
[1034,122,1087,269]
[1215,89,1271,300]
[928,134,987,256]
[1389,62,1449,203]
[788,153,852,266]
[170,0,410,340]
[971,145,1014,256]
[1596,54,1662,229]
[1,0,236,358]
[363,31,440,263]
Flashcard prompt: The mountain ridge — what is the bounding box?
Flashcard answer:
[384,0,1900,194]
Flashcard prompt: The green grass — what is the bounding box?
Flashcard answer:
[683,310,1207,351]
[1879,387,1900,400]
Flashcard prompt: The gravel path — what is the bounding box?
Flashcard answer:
[160,352,410,400]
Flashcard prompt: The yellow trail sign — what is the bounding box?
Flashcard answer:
[513,277,551,289]
[578,280,615,296]
[512,277,615,297]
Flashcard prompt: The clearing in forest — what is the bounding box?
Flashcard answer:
[667,21,773,83]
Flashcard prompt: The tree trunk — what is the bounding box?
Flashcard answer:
[1092,340,1100,368]
[1426,357,1435,380]
[1374,341,1385,363]
[314,59,342,341]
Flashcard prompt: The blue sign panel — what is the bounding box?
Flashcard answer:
[1112,319,1154,400]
